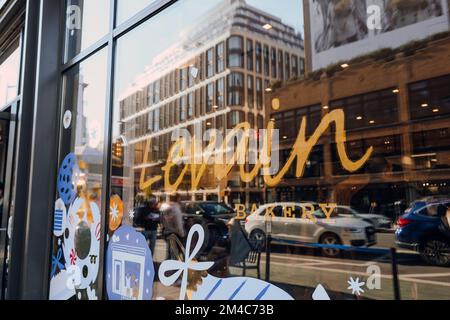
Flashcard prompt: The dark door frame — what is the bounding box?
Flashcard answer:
[6,0,63,300]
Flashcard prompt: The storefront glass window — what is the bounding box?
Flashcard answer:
[50,0,450,302]
[49,48,108,300]
[64,0,110,61]
[116,0,157,25]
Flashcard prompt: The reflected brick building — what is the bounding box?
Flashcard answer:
[266,35,450,220]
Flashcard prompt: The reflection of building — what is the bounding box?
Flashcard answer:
[116,0,304,205]
[266,36,450,220]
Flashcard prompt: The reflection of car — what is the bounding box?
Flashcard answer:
[180,202,235,253]
[333,206,392,231]
[244,203,377,258]
[396,199,450,266]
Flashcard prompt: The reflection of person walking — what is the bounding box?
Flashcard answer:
[142,198,160,256]
[160,194,185,260]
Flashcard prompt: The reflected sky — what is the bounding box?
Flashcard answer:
[113,0,304,137]
[115,0,303,100]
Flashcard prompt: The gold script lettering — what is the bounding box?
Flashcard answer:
[138,109,373,193]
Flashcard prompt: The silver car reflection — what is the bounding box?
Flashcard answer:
[244,203,377,257]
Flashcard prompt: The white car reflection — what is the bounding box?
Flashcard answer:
[244,203,377,258]
[332,205,392,231]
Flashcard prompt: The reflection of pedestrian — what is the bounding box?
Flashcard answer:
[141,198,160,255]
[160,194,185,239]
[229,218,251,266]
[160,194,185,260]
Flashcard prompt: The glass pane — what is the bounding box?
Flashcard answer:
[49,48,108,300]
[0,40,21,107]
[65,0,110,61]
[116,0,157,25]
[110,0,305,301]
[105,0,450,302]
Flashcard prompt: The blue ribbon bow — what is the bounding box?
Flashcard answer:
[51,248,65,278]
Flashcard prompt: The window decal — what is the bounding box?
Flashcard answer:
[106,225,155,300]
[159,224,293,300]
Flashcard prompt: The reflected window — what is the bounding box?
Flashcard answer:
[263,45,270,77]
[227,36,243,68]
[247,76,254,109]
[409,74,450,120]
[216,78,225,109]
[206,48,214,78]
[216,42,225,73]
[271,47,277,78]
[227,72,243,106]
[246,39,253,71]
[255,42,262,73]
[285,52,290,80]
[278,50,284,80]
[206,83,214,113]
[256,77,263,109]
[180,96,187,122]
[228,111,244,129]
[292,55,298,78]
[187,93,194,118]
[413,129,450,171]
[330,88,399,130]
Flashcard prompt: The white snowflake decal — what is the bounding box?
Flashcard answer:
[128,210,135,220]
[347,277,365,296]
[110,203,119,222]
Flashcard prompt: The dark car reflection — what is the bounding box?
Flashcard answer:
[180,201,235,256]
[396,198,450,266]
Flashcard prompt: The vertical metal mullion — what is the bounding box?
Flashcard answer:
[15,0,63,299]
[6,0,40,300]
[98,0,116,300]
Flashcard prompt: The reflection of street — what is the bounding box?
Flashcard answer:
[152,233,450,300]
